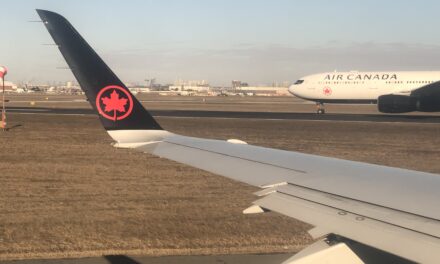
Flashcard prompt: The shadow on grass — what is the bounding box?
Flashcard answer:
[1,124,22,131]
[7,124,22,130]
[104,255,141,264]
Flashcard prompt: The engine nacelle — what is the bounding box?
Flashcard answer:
[378,94,440,113]
[378,95,417,113]
[415,96,440,112]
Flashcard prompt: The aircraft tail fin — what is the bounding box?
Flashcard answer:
[36,9,162,131]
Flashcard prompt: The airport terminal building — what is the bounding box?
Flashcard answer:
[0,79,17,92]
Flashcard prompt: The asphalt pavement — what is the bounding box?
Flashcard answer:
[7,106,440,123]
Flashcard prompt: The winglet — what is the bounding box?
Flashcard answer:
[36,9,162,131]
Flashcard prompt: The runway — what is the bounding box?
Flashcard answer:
[0,253,293,264]
[7,106,440,123]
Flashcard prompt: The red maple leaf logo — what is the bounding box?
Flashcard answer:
[96,85,134,121]
[101,90,128,120]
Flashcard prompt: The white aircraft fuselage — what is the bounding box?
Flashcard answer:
[289,71,440,113]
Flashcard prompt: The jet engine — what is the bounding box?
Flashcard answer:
[378,94,440,113]
[377,95,416,113]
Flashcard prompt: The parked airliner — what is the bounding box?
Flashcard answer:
[289,71,440,114]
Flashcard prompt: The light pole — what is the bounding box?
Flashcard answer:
[0,66,8,131]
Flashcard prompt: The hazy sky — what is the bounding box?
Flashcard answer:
[3,0,440,86]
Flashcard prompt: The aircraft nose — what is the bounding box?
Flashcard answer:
[288,85,296,96]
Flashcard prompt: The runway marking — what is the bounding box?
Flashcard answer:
[8,101,88,103]
[8,108,50,112]
[152,113,440,124]
[140,100,311,104]
[7,100,309,105]
[8,110,440,124]
[10,112,88,116]
[155,116,440,125]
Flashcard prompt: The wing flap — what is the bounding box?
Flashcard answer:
[254,191,440,264]
[272,184,440,238]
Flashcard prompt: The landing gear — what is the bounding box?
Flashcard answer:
[316,103,325,114]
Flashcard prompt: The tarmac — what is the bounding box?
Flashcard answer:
[7,106,440,124]
[0,253,293,264]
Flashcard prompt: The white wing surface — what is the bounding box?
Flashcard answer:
[113,131,440,263]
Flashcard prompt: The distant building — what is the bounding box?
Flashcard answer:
[235,86,290,96]
[232,80,291,96]
[129,87,150,93]
[0,79,17,92]
[169,80,210,93]
[232,80,248,90]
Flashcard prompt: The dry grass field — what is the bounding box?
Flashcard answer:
[0,111,439,260]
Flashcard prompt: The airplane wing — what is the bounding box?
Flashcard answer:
[411,81,440,97]
[380,82,440,113]
[37,9,440,264]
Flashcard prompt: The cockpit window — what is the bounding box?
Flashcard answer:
[294,80,304,85]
